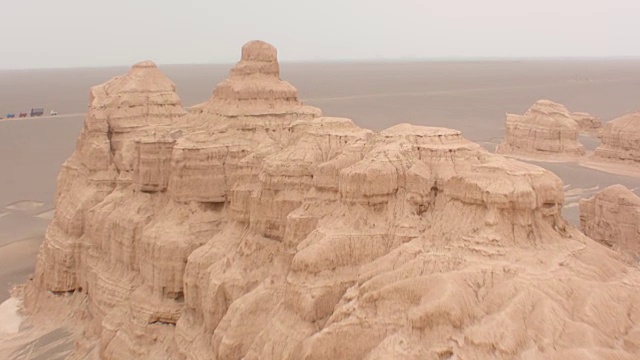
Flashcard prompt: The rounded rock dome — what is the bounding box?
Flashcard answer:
[132,60,158,69]
[241,40,277,62]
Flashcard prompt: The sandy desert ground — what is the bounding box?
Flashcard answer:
[1,59,639,357]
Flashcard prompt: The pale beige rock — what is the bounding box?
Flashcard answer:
[580,184,640,257]
[595,112,640,163]
[497,99,587,158]
[24,43,640,360]
[572,111,602,134]
[134,138,175,192]
[195,40,321,122]
[529,100,602,133]
[29,60,186,294]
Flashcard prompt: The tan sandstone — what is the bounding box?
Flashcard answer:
[572,111,602,134]
[580,184,640,258]
[594,112,640,163]
[23,42,640,360]
[541,100,602,133]
[496,99,593,159]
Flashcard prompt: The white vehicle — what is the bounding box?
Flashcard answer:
[50,110,58,116]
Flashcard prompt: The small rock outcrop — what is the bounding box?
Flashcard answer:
[24,43,640,360]
[536,100,602,133]
[572,111,602,134]
[193,40,321,121]
[496,100,589,158]
[594,112,640,163]
[580,184,640,257]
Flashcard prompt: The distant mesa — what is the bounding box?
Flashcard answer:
[496,99,601,158]
[526,100,602,134]
[580,184,640,258]
[571,111,602,134]
[594,112,640,164]
[496,100,640,179]
[572,74,593,83]
[21,42,640,360]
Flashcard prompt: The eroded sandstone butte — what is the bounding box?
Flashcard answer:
[572,111,602,134]
[594,112,640,164]
[580,184,640,258]
[496,100,596,158]
[25,42,640,360]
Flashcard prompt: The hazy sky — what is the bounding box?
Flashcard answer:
[0,0,638,69]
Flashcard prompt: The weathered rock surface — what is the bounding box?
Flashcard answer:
[594,112,640,163]
[580,184,640,258]
[194,40,321,121]
[572,111,602,134]
[536,100,602,133]
[32,60,186,293]
[497,100,589,158]
[25,43,640,360]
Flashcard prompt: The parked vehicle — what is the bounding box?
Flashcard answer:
[19,112,27,118]
[50,110,58,116]
[6,114,15,118]
[30,108,44,117]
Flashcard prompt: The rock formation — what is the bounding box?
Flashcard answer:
[33,59,187,293]
[580,184,640,258]
[537,100,602,133]
[594,112,640,163]
[496,100,592,158]
[25,42,640,360]
[572,111,602,134]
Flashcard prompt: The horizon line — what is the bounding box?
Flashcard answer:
[2,55,640,71]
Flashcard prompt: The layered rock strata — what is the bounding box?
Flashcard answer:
[594,112,640,163]
[33,60,186,293]
[496,100,588,158]
[536,100,602,133]
[25,43,640,360]
[572,111,602,134]
[580,184,640,257]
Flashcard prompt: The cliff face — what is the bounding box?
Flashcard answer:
[580,185,640,258]
[595,112,640,163]
[33,60,187,293]
[496,100,588,158]
[26,43,640,360]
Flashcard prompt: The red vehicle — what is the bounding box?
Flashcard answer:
[19,112,27,118]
